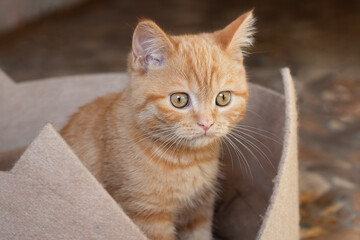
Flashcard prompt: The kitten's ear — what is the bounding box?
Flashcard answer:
[214,10,255,61]
[132,20,174,71]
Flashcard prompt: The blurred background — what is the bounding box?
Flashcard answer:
[0,0,359,239]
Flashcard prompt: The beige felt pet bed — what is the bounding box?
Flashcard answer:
[0,68,299,240]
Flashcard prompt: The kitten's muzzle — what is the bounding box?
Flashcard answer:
[197,121,214,132]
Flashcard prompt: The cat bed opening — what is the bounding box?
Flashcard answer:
[0,68,298,240]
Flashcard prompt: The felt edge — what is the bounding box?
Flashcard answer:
[2,123,148,240]
[256,68,299,240]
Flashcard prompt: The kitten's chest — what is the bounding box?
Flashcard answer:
[159,159,219,199]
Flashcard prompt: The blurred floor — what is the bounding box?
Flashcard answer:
[0,0,359,239]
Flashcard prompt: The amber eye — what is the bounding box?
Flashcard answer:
[170,93,189,108]
[216,91,231,106]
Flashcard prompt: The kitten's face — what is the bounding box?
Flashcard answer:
[129,12,254,147]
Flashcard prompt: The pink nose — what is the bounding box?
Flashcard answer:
[197,121,214,131]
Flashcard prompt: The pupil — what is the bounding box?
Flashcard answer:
[177,96,181,102]
[222,94,225,100]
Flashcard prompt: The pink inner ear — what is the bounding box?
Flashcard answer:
[132,21,171,69]
[133,29,151,58]
[133,31,165,69]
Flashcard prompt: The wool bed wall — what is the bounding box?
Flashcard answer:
[0,68,299,240]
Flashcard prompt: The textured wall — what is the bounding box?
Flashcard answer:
[0,0,86,33]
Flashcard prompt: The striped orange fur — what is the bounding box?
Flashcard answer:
[61,10,255,240]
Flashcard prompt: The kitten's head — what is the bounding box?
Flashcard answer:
[128,11,255,148]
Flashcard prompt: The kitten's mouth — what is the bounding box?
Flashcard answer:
[195,134,207,139]
[192,132,215,140]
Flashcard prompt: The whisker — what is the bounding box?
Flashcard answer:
[231,129,273,155]
[229,132,274,170]
[137,130,175,158]
[245,107,266,122]
[132,127,175,142]
[235,124,282,140]
[221,137,234,173]
[173,137,186,163]
[228,132,264,172]
[233,125,283,144]
[150,134,178,161]
[126,127,175,149]
[224,135,253,180]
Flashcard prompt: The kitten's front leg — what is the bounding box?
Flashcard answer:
[176,194,215,240]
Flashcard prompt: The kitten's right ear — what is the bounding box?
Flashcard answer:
[132,20,174,71]
[213,10,255,62]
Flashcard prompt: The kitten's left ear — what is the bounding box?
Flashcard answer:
[213,10,255,61]
[132,19,174,72]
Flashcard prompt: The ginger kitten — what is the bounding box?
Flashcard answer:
[61,10,255,240]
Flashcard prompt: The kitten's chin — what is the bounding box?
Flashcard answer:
[187,134,219,148]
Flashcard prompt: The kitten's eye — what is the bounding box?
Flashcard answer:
[216,91,231,106]
[170,93,189,108]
